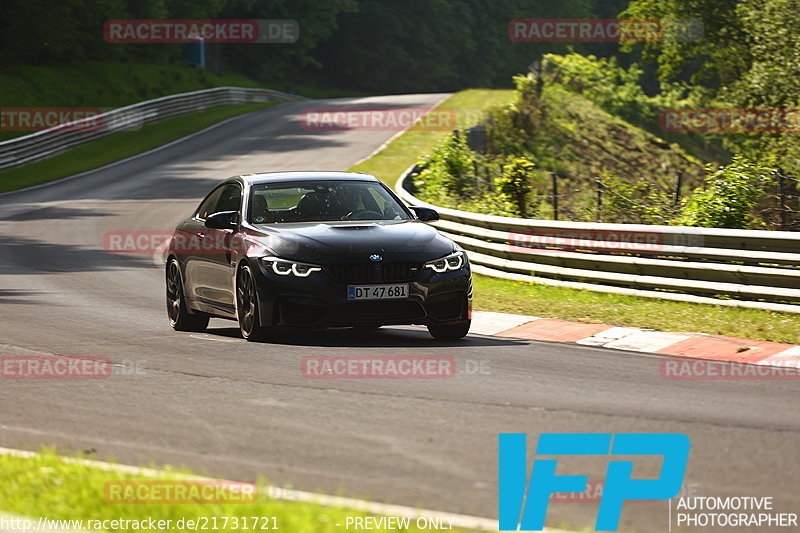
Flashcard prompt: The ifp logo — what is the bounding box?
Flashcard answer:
[498,433,690,531]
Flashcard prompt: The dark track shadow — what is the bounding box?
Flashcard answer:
[93,100,441,188]
[0,235,153,274]
[1,206,114,222]
[203,324,528,348]
[70,176,223,201]
[218,116,351,155]
[0,289,53,305]
[216,100,445,156]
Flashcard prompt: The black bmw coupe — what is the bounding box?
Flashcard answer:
[165,171,472,341]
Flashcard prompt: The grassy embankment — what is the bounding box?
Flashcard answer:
[349,88,800,344]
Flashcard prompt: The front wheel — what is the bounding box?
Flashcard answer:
[427,320,471,341]
[166,259,209,332]
[236,265,270,342]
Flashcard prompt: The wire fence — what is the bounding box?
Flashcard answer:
[535,170,799,230]
[769,172,800,230]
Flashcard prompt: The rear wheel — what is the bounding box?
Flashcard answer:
[236,265,270,342]
[166,259,209,332]
[427,320,470,341]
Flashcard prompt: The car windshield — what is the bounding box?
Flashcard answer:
[248,180,412,224]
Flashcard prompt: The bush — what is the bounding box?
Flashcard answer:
[497,157,535,216]
[512,73,540,107]
[678,156,777,229]
[419,133,474,197]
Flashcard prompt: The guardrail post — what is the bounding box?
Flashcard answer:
[674,171,683,206]
[551,172,559,220]
[595,178,604,221]
[778,169,787,231]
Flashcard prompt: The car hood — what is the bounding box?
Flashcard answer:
[248,220,455,263]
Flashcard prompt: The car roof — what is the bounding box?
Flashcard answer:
[239,171,379,185]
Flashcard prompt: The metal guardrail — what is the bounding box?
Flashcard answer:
[0,87,303,170]
[397,165,800,314]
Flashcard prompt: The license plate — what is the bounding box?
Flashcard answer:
[347,283,409,301]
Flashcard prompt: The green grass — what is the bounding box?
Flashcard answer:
[530,84,706,190]
[0,450,477,533]
[0,102,279,193]
[0,83,497,529]
[473,274,800,344]
[349,89,514,186]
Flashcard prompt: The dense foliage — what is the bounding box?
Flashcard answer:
[0,0,627,93]
[623,0,800,179]
[413,54,787,229]
[678,156,778,229]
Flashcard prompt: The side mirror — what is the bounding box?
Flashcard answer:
[410,206,439,222]
[205,211,238,230]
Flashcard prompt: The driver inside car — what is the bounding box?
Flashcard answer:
[295,186,340,221]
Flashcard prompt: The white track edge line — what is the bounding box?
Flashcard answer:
[352,93,452,169]
[0,446,578,533]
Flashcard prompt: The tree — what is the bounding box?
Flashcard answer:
[623,0,800,176]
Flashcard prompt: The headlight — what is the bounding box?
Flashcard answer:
[261,256,322,277]
[424,251,465,273]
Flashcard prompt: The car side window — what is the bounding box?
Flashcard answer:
[195,186,224,220]
[215,183,242,214]
[367,188,387,212]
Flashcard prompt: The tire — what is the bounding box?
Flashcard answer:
[166,259,209,332]
[427,320,471,341]
[236,264,270,342]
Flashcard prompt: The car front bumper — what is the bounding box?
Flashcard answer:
[252,259,472,328]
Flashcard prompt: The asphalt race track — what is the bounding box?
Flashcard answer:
[0,94,798,532]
